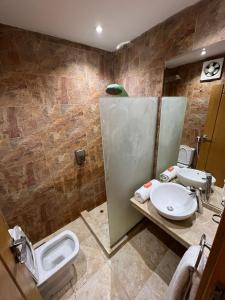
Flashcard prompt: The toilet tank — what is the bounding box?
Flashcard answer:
[177,145,195,167]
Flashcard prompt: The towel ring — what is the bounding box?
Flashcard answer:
[212,213,222,224]
[194,234,211,271]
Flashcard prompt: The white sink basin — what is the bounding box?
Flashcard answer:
[149,183,197,220]
[177,168,216,189]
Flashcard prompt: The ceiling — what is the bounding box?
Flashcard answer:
[165,41,225,69]
[166,40,225,68]
[0,0,199,52]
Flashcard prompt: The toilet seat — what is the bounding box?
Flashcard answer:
[22,230,79,286]
[34,230,79,286]
[9,226,79,299]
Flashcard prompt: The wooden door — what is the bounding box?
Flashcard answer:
[197,85,225,187]
[0,210,42,300]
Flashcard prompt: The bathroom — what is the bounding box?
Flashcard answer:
[0,0,225,299]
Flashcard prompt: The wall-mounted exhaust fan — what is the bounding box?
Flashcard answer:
[200,58,224,81]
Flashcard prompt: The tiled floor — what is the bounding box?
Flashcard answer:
[81,202,128,256]
[36,217,185,300]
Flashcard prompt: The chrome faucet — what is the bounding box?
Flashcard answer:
[205,172,212,202]
[196,187,204,214]
[188,187,203,214]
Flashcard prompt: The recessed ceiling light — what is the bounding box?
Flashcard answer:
[96,25,103,34]
[201,48,207,56]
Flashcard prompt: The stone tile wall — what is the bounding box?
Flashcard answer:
[1,0,225,242]
[113,0,225,145]
[163,56,225,147]
[0,24,113,242]
[114,0,225,96]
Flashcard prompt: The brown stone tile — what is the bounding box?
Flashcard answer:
[163,5,197,59]
[194,0,225,49]
[164,55,225,147]
[0,72,30,107]
[1,0,225,243]
[5,107,21,138]
[0,23,112,242]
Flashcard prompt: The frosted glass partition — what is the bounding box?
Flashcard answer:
[100,97,158,246]
[156,97,187,178]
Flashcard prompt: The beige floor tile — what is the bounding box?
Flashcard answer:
[155,249,180,285]
[110,242,152,299]
[71,235,108,290]
[89,202,109,226]
[94,222,110,247]
[135,273,167,300]
[35,215,181,300]
[59,287,76,300]
[54,282,76,300]
[75,262,130,300]
[82,202,111,250]
[135,272,168,300]
[129,227,168,271]
[110,277,131,300]
[75,263,111,300]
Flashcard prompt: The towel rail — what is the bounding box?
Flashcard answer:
[194,234,211,271]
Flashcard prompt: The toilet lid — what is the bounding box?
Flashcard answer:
[178,145,195,165]
[8,226,39,282]
[178,147,188,164]
[25,240,39,282]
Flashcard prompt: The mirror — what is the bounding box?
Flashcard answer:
[162,41,225,213]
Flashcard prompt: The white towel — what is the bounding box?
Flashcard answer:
[134,179,160,203]
[159,166,179,182]
[166,245,207,300]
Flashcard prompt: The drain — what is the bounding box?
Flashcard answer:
[100,210,104,213]
[167,206,174,211]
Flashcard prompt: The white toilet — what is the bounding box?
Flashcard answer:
[9,226,79,299]
[177,145,195,168]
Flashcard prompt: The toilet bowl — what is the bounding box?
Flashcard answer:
[9,226,79,299]
[35,230,79,298]
[35,230,79,282]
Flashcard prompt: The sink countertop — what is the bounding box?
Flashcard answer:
[130,197,218,249]
[205,186,223,212]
